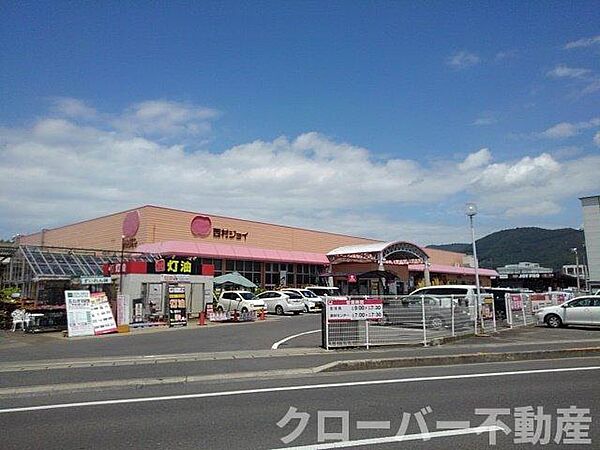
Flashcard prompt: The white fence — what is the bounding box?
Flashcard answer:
[323,292,575,349]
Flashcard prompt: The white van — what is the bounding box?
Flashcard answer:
[305,286,343,301]
[409,285,492,319]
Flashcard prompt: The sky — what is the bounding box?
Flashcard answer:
[1,1,599,245]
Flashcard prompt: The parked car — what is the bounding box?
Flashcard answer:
[382,295,472,330]
[409,285,494,320]
[217,291,265,313]
[536,295,600,328]
[305,286,344,302]
[282,288,323,312]
[255,290,304,315]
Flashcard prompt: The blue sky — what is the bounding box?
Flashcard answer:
[1,1,599,244]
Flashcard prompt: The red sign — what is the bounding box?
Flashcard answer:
[155,259,166,273]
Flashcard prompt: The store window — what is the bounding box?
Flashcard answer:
[223,260,262,286]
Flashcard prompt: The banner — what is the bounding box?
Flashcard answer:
[90,292,118,334]
[116,294,130,325]
[168,285,187,327]
[65,290,94,337]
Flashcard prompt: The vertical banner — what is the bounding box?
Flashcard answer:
[168,285,187,327]
[117,294,130,325]
[64,290,94,337]
[90,292,118,334]
[510,294,523,311]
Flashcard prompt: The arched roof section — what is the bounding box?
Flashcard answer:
[326,240,429,264]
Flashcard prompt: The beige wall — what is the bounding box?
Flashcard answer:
[20,209,139,250]
[20,205,379,254]
[19,205,470,267]
[424,248,465,266]
[141,206,378,254]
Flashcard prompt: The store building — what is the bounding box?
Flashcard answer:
[580,195,600,291]
[14,205,497,300]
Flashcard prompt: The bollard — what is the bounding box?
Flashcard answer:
[233,309,239,322]
[198,311,206,326]
[259,309,266,320]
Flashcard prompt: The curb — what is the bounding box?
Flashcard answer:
[320,346,600,372]
[3,347,600,398]
[0,367,322,397]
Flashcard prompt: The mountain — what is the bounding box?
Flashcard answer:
[428,227,585,270]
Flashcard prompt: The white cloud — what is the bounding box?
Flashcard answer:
[1,99,599,242]
[505,201,561,217]
[51,97,97,119]
[446,51,480,69]
[494,50,517,62]
[472,112,497,126]
[564,35,600,49]
[546,65,591,79]
[594,131,600,147]
[476,154,560,188]
[580,79,600,95]
[114,100,219,138]
[459,148,492,171]
[538,117,600,139]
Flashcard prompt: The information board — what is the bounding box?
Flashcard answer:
[90,292,117,334]
[168,285,187,327]
[64,290,94,337]
[116,294,130,325]
[326,298,384,321]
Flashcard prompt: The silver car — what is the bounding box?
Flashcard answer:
[536,295,600,328]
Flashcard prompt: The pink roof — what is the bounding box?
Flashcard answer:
[135,240,329,265]
[408,263,498,277]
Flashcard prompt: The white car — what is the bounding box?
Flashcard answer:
[305,286,344,302]
[217,291,265,313]
[255,290,304,315]
[282,288,323,313]
[536,295,600,328]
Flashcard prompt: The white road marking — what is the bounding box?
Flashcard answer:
[271,330,320,349]
[271,425,503,449]
[1,365,598,414]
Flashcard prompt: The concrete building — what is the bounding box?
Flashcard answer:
[580,195,600,291]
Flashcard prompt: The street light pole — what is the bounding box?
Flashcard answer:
[119,234,125,294]
[571,247,581,292]
[466,203,481,336]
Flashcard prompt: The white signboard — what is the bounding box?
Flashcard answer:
[117,294,130,325]
[65,290,95,337]
[326,298,384,321]
[161,274,191,283]
[79,276,113,285]
[90,292,117,334]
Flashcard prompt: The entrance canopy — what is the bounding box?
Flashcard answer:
[327,240,431,285]
[327,241,429,264]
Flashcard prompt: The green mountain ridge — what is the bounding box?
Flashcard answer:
[427,227,585,271]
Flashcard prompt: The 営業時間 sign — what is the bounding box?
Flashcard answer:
[326,298,383,321]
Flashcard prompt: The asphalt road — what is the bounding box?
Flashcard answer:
[2,312,600,364]
[0,313,324,362]
[1,358,599,449]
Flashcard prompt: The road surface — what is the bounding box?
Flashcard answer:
[1,357,598,449]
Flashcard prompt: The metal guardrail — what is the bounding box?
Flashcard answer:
[323,292,574,349]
